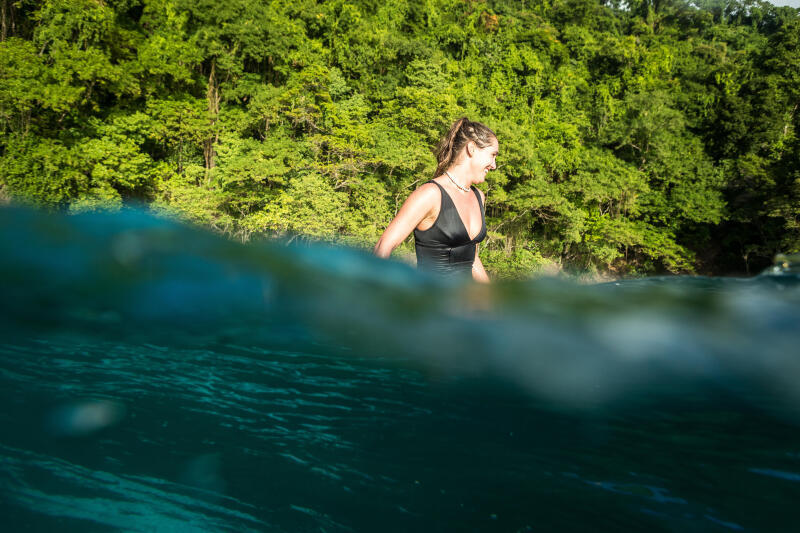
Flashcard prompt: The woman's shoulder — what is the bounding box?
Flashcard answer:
[400,180,440,211]
[419,178,443,189]
[413,180,442,199]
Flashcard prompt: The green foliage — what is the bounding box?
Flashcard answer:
[0,131,159,210]
[1,0,799,278]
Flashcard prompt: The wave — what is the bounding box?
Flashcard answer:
[2,206,798,411]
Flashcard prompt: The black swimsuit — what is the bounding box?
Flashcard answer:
[414,180,487,275]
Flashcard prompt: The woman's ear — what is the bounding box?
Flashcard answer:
[466,141,474,157]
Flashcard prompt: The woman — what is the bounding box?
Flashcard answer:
[374,118,497,283]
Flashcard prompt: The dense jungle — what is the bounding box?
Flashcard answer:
[1,0,798,278]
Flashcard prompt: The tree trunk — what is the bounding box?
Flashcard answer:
[784,102,798,138]
[204,59,220,181]
[1,0,8,42]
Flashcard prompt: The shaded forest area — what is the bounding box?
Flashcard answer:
[1,0,798,278]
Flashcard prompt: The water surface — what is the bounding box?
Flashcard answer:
[1,207,799,531]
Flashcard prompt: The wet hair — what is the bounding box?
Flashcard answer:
[433,117,496,178]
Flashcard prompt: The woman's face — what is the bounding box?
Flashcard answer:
[469,138,498,182]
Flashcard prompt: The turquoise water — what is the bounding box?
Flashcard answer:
[1,207,799,532]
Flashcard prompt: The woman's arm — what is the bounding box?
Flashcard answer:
[472,244,490,283]
[374,184,438,258]
[471,189,490,283]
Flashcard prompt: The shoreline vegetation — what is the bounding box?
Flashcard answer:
[1,0,798,279]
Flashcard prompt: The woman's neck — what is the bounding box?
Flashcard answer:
[444,168,472,191]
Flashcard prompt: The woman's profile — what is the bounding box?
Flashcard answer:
[374,118,497,283]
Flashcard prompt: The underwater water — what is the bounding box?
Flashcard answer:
[1,207,799,532]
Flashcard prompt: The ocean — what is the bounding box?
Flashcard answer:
[1,206,799,532]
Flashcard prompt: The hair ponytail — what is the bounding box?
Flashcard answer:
[433,117,496,178]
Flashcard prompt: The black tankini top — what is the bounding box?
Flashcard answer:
[413,180,487,275]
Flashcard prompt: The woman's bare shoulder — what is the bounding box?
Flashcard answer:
[392,181,440,224]
[407,181,441,204]
[416,180,440,192]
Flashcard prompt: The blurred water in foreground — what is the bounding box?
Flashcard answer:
[1,206,799,532]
